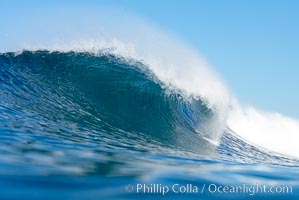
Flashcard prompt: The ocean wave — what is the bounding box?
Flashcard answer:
[1,50,298,166]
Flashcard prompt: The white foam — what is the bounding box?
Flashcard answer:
[228,101,299,158]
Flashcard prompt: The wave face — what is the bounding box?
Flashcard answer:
[0,50,220,152]
[1,50,299,199]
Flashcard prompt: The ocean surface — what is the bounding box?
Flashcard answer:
[0,50,299,199]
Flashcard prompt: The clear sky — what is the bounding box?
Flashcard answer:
[1,0,299,118]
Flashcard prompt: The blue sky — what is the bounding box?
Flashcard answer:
[1,0,299,117]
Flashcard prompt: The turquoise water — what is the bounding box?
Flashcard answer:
[0,51,298,199]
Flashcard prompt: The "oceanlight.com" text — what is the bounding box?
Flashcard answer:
[124,183,293,196]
